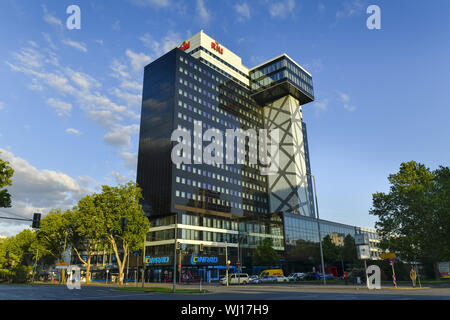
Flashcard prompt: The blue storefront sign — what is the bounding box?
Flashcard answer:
[145,256,170,265]
[190,254,219,265]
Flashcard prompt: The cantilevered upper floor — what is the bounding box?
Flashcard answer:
[249,54,314,105]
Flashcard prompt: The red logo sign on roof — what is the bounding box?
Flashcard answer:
[211,41,223,55]
[179,41,190,51]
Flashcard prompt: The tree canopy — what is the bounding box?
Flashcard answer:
[253,238,280,267]
[0,152,14,208]
[370,161,450,280]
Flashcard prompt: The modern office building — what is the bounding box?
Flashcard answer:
[136,30,377,282]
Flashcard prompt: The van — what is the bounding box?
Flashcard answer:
[259,269,284,277]
[220,273,249,285]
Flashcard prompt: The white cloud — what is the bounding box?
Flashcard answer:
[66,128,82,135]
[197,0,211,24]
[111,170,128,185]
[337,91,357,112]
[111,59,131,79]
[344,104,357,112]
[314,98,329,111]
[113,88,141,108]
[11,47,44,69]
[112,20,121,31]
[338,92,350,103]
[126,49,151,74]
[121,152,138,170]
[62,39,88,53]
[335,0,365,19]
[0,101,4,110]
[318,2,325,13]
[5,36,143,176]
[140,30,182,58]
[120,79,142,92]
[103,124,140,147]
[130,0,170,7]
[42,32,57,50]
[42,5,63,28]
[0,149,93,236]
[47,98,72,117]
[268,0,296,18]
[235,3,251,20]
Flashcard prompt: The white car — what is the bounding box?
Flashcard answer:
[275,275,290,282]
[220,273,249,285]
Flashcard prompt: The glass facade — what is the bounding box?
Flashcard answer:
[136,42,352,277]
[250,56,314,100]
[284,213,357,245]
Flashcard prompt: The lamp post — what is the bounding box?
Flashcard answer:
[225,242,229,287]
[307,173,326,285]
[173,214,178,293]
[237,234,247,285]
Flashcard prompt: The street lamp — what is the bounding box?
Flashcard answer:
[237,234,247,285]
[306,173,326,285]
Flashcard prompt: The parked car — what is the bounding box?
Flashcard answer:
[316,273,335,280]
[275,275,290,282]
[220,273,249,285]
[288,273,305,281]
[256,275,277,284]
[303,272,318,280]
[248,275,260,284]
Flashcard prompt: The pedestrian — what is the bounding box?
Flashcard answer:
[344,271,348,285]
[410,267,417,288]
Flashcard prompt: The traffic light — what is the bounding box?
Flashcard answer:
[121,217,127,232]
[227,260,231,270]
[176,241,181,250]
[200,243,204,252]
[178,264,181,273]
[32,213,41,229]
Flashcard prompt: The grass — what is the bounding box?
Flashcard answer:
[115,287,209,294]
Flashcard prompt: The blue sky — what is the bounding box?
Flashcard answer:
[1,0,449,236]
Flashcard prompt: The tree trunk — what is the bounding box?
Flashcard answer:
[109,236,127,286]
[86,253,91,284]
[433,261,441,281]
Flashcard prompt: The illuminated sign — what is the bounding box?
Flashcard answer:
[211,41,223,55]
[145,256,170,265]
[190,254,218,265]
[179,41,190,51]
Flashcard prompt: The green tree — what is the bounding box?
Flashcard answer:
[93,182,149,285]
[36,209,69,263]
[322,235,340,263]
[253,238,280,266]
[370,161,450,280]
[0,152,14,208]
[0,230,39,283]
[341,235,357,264]
[66,195,106,284]
[286,239,320,266]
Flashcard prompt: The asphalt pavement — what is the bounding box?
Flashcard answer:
[0,282,449,300]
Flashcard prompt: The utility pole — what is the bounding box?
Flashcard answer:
[142,234,146,288]
[173,214,178,293]
[307,174,326,285]
[225,242,229,287]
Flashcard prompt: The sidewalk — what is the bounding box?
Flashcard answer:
[31,281,431,292]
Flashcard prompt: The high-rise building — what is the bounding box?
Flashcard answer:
[136,30,318,282]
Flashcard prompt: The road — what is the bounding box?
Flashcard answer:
[0,283,449,300]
